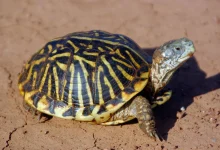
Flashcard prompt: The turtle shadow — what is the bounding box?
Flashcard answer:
[141,47,220,140]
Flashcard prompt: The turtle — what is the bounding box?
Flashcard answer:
[18,30,195,140]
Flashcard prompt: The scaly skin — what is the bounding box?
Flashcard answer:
[103,96,158,140]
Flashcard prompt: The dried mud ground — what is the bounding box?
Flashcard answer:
[0,0,220,150]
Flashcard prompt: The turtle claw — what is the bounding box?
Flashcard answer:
[155,132,164,141]
[23,101,52,122]
[148,130,163,141]
[37,113,52,123]
[153,132,160,141]
[38,113,44,121]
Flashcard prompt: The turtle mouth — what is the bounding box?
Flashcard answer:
[178,46,195,63]
[178,53,193,63]
[188,52,194,57]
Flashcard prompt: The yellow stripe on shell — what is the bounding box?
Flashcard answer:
[25,63,30,70]
[95,32,99,37]
[79,43,87,47]
[39,49,44,54]
[101,56,124,90]
[97,66,104,104]
[119,35,129,43]
[54,105,74,119]
[83,51,99,56]
[115,49,125,59]
[56,44,65,49]
[56,61,67,71]
[133,77,148,92]
[32,71,37,89]
[116,65,134,81]
[112,57,133,68]
[91,105,110,123]
[67,40,79,53]
[24,90,39,108]
[37,95,49,110]
[101,118,135,125]
[91,72,95,84]
[75,108,94,121]
[92,103,129,124]
[68,64,74,106]
[33,57,46,65]
[48,44,53,53]
[60,79,67,101]
[105,46,114,51]
[19,65,34,89]
[52,49,57,54]
[39,63,50,91]
[74,55,96,67]
[104,35,118,39]
[78,59,93,105]
[87,45,93,49]
[98,47,105,52]
[121,90,138,102]
[49,53,71,61]
[18,83,25,96]
[53,66,60,100]
[140,72,149,79]
[104,76,115,99]
[125,50,140,68]
[47,74,52,97]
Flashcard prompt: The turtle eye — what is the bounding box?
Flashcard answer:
[175,47,181,51]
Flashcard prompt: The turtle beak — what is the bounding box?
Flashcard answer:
[178,38,195,63]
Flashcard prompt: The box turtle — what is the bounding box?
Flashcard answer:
[18,30,195,140]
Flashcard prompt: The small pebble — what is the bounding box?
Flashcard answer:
[180,107,185,111]
[45,131,49,134]
[135,146,141,149]
[174,145,178,149]
[211,138,216,143]
[209,118,217,123]
[177,107,186,119]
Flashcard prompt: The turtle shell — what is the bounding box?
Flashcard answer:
[18,30,150,123]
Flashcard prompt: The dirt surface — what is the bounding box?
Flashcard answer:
[0,0,220,150]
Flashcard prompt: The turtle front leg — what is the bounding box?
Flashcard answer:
[152,90,172,108]
[102,96,159,140]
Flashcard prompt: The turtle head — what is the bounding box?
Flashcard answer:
[151,38,195,94]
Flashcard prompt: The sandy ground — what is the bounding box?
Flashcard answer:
[0,0,220,150]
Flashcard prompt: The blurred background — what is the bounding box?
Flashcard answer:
[0,0,219,150]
